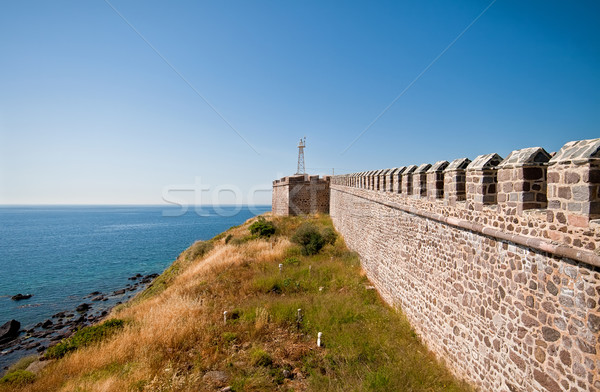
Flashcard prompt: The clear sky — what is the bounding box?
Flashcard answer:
[1,0,598,205]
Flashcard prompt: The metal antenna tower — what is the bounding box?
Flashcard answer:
[296,137,306,175]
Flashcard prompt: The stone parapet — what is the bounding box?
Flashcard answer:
[443,157,471,206]
[413,163,432,198]
[426,160,449,200]
[547,138,600,227]
[466,153,503,211]
[402,165,417,195]
[497,147,551,215]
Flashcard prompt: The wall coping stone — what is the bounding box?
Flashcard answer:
[445,157,471,171]
[404,165,418,174]
[498,147,551,168]
[467,153,503,170]
[427,160,449,173]
[549,138,600,164]
[414,163,432,174]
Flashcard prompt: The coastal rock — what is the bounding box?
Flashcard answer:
[91,295,104,301]
[0,320,21,344]
[113,289,126,295]
[41,320,53,329]
[11,294,33,301]
[76,303,90,312]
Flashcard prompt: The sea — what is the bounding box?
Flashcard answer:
[0,205,269,370]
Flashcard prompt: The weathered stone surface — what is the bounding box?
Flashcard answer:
[533,369,562,392]
[542,327,561,342]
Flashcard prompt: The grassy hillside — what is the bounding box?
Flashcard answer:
[1,213,473,392]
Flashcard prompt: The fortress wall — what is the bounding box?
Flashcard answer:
[328,139,600,392]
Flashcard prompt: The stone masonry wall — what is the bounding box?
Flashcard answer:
[272,174,330,216]
[326,138,600,392]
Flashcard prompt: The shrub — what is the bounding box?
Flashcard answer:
[225,234,233,244]
[249,217,276,238]
[291,223,325,255]
[187,240,213,261]
[45,319,126,359]
[0,370,35,386]
[322,227,337,245]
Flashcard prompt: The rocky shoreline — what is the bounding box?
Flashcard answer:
[0,273,158,373]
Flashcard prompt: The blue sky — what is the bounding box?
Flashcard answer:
[1,0,598,205]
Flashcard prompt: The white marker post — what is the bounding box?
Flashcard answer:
[279,263,283,273]
[223,311,228,325]
[317,332,322,347]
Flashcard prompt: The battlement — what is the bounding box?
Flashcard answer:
[332,137,600,231]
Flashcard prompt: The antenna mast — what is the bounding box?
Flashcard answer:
[296,137,306,175]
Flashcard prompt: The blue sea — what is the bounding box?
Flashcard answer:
[0,205,269,369]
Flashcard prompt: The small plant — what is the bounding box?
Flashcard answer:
[45,319,126,359]
[222,332,238,343]
[250,348,273,367]
[291,223,326,255]
[283,256,300,265]
[249,217,276,238]
[225,234,233,244]
[0,370,35,386]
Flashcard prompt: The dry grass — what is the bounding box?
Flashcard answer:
[1,214,473,392]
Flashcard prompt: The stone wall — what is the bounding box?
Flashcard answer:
[272,174,330,216]
[327,138,600,392]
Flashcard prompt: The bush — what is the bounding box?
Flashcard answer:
[45,319,125,359]
[0,370,35,386]
[322,227,337,245]
[291,223,326,255]
[249,217,276,238]
[187,240,213,260]
[225,234,233,244]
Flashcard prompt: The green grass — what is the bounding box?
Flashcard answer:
[0,370,36,386]
[202,214,473,391]
[44,319,126,359]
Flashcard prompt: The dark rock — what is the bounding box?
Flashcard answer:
[113,289,126,295]
[36,345,46,353]
[76,303,91,312]
[88,291,101,296]
[41,320,53,329]
[11,294,33,301]
[24,341,40,350]
[0,320,21,344]
[52,311,66,319]
[91,296,104,301]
